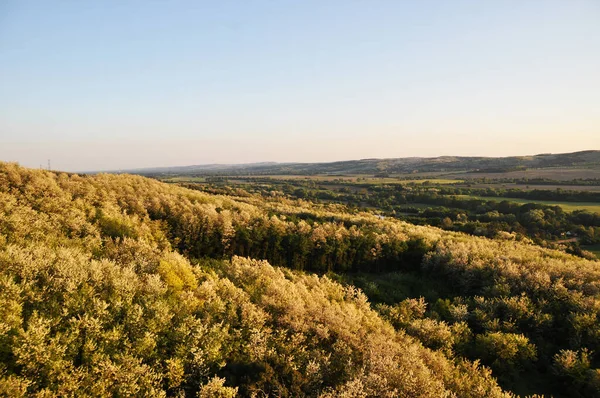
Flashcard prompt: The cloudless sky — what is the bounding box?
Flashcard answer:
[1,0,599,171]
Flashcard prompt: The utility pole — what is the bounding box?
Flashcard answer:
[47,159,51,171]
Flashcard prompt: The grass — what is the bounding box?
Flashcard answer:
[397,179,462,184]
[396,203,433,209]
[454,167,600,181]
[463,183,600,192]
[255,175,463,185]
[164,174,464,185]
[457,195,600,213]
[582,244,600,260]
[329,271,451,304]
[163,176,207,183]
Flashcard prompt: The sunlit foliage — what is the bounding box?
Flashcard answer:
[0,162,599,396]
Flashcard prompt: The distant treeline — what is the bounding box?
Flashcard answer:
[389,185,600,203]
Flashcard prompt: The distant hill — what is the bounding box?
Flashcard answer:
[128,150,600,176]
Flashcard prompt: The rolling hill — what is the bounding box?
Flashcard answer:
[2,161,600,396]
[127,150,600,177]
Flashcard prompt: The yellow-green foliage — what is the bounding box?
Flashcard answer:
[0,162,513,397]
[158,253,198,292]
[474,332,537,372]
[1,162,600,396]
[197,376,238,398]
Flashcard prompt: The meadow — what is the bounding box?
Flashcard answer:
[583,243,600,259]
[454,167,600,181]
[246,175,463,185]
[459,195,600,213]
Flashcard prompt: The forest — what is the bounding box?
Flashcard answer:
[175,176,600,258]
[1,162,600,397]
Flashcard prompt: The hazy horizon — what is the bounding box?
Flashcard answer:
[1,1,599,172]
[19,147,597,174]
[5,146,600,174]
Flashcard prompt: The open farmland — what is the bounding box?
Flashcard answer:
[463,183,600,192]
[459,195,600,213]
[166,174,465,185]
[162,176,208,183]
[246,175,463,185]
[455,167,600,181]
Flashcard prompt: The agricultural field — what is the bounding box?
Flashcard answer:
[459,195,600,213]
[258,175,463,185]
[463,183,600,192]
[162,176,207,183]
[454,167,600,181]
[164,174,465,185]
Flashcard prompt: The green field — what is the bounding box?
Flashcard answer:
[399,178,462,184]
[583,244,600,260]
[164,174,464,185]
[163,176,207,183]
[464,183,600,192]
[259,175,462,185]
[458,195,600,213]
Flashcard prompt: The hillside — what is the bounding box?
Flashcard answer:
[1,162,600,396]
[130,150,600,176]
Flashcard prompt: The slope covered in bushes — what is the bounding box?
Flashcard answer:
[0,163,599,396]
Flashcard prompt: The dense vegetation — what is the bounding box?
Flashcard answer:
[2,162,600,396]
[178,177,600,255]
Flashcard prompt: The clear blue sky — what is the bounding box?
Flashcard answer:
[1,0,599,171]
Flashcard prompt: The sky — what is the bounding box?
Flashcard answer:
[0,1,599,172]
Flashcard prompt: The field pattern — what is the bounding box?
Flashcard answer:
[460,195,600,213]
